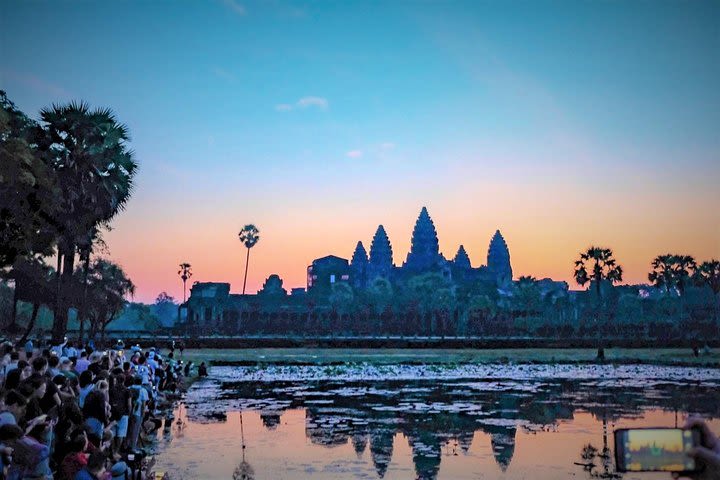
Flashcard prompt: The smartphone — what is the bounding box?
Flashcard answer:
[615,428,702,473]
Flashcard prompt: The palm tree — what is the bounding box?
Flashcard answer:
[649,254,697,297]
[37,102,137,343]
[694,260,720,321]
[574,247,623,299]
[178,263,192,302]
[673,255,697,296]
[238,224,260,295]
[694,260,720,294]
[648,254,677,294]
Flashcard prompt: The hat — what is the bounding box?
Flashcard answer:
[110,461,128,480]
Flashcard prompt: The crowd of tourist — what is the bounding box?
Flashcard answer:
[0,337,195,480]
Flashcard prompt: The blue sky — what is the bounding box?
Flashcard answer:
[2,0,718,301]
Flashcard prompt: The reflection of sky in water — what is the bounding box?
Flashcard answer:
[152,365,720,480]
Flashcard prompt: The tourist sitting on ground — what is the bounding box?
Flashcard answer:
[73,451,106,480]
[59,431,90,480]
[10,420,53,479]
[0,423,23,477]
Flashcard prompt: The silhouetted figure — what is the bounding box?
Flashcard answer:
[596,347,605,361]
[693,345,700,357]
[198,362,208,377]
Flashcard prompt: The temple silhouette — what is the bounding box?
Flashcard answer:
[309,206,513,293]
[181,206,532,331]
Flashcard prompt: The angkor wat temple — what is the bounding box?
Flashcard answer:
[181,207,539,332]
[307,206,513,293]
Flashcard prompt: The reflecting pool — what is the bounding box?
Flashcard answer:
[152,364,720,479]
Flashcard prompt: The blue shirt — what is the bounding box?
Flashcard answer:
[75,468,100,480]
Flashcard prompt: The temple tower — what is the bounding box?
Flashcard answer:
[368,225,394,279]
[350,241,369,289]
[403,207,443,272]
[453,245,471,270]
[487,230,513,285]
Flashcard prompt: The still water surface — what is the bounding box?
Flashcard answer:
[153,364,720,479]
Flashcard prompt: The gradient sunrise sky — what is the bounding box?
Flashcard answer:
[1,0,719,303]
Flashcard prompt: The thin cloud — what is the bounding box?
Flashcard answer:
[346,150,363,158]
[1,69,71,98]
[223,0,246,15]
[274,96,329,112]
[380,142,396,150]
[212,67,235,81]
[296,96,328,109]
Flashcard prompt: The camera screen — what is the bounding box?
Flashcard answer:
[620,429,696,472]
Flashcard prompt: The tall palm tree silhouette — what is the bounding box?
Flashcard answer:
[574,247,623,299]
[238,224,260,295]
[178,263,192,302]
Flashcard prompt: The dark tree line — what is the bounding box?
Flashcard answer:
[0,91,137,343]
[188,249,719,340]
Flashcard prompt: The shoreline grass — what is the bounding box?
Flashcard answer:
[172,347,720,368]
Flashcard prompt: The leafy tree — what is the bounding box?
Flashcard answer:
[153,291,178,327]
[83,259,135,340]
[36,102,137,342]
[0,91,58,268]
[574,247,623,298]
[407,272,455,335]
[4,257,55,344]
[329,282,354,316]
[178,263,192,302]
[156,291,176,304]
[238,224,260,295]
[513,276,542,317]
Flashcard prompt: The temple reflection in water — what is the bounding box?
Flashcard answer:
[179,371,720,480]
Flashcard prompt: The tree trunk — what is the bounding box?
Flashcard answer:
[52,243,76,343]
[9,282,19,332]
[88,316,97,343]
[18,303,40,346]
[52,251,63,339]
[242,247,251,295]
[101,313,115,346]
[78,252,91,342]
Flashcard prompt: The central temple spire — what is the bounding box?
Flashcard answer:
[487,229,513,285]
[368,225,393,279]
[403,206,442,272]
